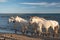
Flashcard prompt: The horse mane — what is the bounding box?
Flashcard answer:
[39,17,46,21]
[15,16,28,22]
[31,16,46,21]
[10,16,14,19]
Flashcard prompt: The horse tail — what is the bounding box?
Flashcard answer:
[56,22,59,29]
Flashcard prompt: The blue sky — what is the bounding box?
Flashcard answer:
[0,0,60,13]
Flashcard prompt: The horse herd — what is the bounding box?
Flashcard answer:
[8,16,60,37]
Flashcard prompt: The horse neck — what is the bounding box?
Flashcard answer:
[38,19,44,24]
[33,19,44,24]
[19,18,28,23]
[39,18,47,23]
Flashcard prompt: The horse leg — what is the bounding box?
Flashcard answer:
[46,28,49,36]
[24,26,27,34]
[36,30,40,37]
[39,28,42,36]
[21,27,25,35]
[54,26,59,37]
[34,29,37,36]
[40,27,42,33]
[35,30,39,37]
[55,30,58,37]
[15,29,17,34]
[22,26,28,35]
[39,24,42,36]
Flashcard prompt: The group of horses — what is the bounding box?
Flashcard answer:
[8,16,60,37]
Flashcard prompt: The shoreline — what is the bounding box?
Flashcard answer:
[0,33,59,40]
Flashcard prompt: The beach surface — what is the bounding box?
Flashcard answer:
[0,33,59,40]
[0,33,43,40]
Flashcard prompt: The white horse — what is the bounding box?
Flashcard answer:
[9,16,29,34]
[29,16,43,36]
[29,16,59,35]
[39,17,59,34]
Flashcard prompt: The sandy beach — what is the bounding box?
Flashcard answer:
[0,33,59,40]
[0,33,43,40]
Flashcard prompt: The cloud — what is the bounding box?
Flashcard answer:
[19,2,60,7]
[0,0,7,2]
[21,6,36,9]
[20,2,47,5]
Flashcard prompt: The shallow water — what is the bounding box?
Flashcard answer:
[0,29,15,33]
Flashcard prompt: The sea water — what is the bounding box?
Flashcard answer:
[0,13,60,33]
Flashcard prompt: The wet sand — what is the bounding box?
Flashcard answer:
[0,33,42,40]
[0,33,60,40]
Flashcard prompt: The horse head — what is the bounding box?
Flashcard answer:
[9,16,15,23]
[29,16,41,25]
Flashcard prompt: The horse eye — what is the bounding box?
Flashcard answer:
[13,21,15,23]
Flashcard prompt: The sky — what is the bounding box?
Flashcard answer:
[0,0,60,13]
